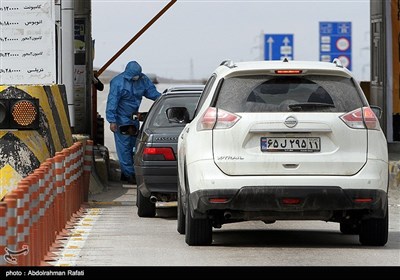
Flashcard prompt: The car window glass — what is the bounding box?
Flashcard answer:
[215,75,364,113]
[193,74,216,117]
[140,98,160,132]
[149,95,200,128]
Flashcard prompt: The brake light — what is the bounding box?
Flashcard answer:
[340,107,379,130]
[282,198,301,205]
[143,147,175,161]
[197,107,241,131]
[197,107,217,130]
[353,198,373,203]
[275,70,302,74]
[209,198,229,203]
[363,107,379,130]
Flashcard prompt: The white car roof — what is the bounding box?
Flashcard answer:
[214,60,353,78]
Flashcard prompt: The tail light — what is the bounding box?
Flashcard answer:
[209,198,229,203]
[143,147,175,161]
[353,198,373,203]
[275,70,303,74]
[197,107,241,131]
[0,99,39,130]
[282,198,302,205]
[340,107,380,130]
[362,107,379,130]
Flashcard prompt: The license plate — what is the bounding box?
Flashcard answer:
[261,137,321,152]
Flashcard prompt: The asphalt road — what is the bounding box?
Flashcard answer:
[64,83,400,266]
[56,182,400,266]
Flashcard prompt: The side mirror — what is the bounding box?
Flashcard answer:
[166,107,190,124]
[132,112,147,121]
[370,105,382,119]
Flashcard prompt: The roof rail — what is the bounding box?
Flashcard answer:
[220,59,236,68]
[332,58,343,68]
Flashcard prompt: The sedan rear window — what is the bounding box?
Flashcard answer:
[215,75,364,113]
[150,95,199,128]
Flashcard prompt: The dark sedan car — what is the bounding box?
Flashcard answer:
[134,88,203,217]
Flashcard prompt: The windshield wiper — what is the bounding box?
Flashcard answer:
[288,102,335,111]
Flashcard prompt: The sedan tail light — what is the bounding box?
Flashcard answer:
[143,147,175,161]
[340,107,380,130]
[197,107,241,131]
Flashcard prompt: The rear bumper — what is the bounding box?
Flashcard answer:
[188,187,387,220]
[135,165,177,196]
[186,158,388,192]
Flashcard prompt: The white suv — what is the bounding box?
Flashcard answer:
[170,59,389,246]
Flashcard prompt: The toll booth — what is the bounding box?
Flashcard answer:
[0,0,76,198]
[74,1,94,135]
[370,0,400,142]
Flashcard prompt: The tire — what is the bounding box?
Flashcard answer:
[177,189,185,234]
[185,199,212,246]
[340,221,360,234]
[137,188,156,217]
[359,205,389,246]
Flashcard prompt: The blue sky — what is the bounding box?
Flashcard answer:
[92,0,370,81]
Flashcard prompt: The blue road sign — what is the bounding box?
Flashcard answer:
[264,34,294,61]
[319,22,352,70]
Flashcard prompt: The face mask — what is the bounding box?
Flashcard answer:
[132,75,140,81]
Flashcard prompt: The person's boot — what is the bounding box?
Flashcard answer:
[120,173,128,182]
[127,175,136,185]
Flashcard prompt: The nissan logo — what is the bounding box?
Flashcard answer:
[284,116,298,128]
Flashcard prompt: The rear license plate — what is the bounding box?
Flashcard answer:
[261,137,321,152]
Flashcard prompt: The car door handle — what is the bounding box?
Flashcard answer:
[282,164,299,169]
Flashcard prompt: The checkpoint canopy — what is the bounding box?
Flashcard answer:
[319,21,352,70]
[264,34,294,61]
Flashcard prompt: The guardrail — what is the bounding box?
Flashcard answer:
[0,140,93,266]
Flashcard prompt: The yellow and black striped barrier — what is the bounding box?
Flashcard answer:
[0,84,73,199]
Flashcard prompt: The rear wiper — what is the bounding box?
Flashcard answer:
[288,102,335,111]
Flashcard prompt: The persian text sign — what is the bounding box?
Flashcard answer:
[0,0,56,85]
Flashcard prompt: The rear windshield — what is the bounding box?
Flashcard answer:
[215,75,364,113]
[149,95,199,128]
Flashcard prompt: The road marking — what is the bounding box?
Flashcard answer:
[52,208,102,266]
[89,201,135,206]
